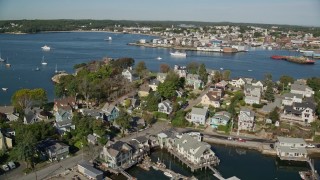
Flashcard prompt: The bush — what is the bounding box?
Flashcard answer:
[239,100,246,106]
[252,103,263,108]
[153,112,168,119]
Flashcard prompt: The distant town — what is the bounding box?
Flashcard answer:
[0,20,320,180]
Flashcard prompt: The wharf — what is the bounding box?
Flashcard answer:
[150,161,197,180]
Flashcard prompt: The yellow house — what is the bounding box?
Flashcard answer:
[201,92,221,108]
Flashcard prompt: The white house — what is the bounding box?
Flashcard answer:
[290,81,314,98]
[187,107,208,125]
[244,85,261,105]
[238,108,255,131]
[281,101,316,125]
[281,93,303,106]
[122,69,139,82]
[275,137,308,161]
[158,100,173,115]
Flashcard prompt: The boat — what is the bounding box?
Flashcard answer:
[41,45,51,51]
[2,88,8,91]
[271,55,315,64]
[5,58,11,67]
[0,52,4,62]
[104,36,112,41]
[41,56,47,65]
[163,172,173,178]
[156,56,162,60]
[170,51,187,57]
[35,67,40,71]
[248,69,253,72]
[271,55,286,60]
[152,165,159,170]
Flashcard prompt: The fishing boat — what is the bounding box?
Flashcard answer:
[170,51,187,57]
[163,172,173,178]
[5,58,11,67]
[41,45,51,51]
[156,56,162,60]
[2,88,8,91]
[104,36,112,41]
[41,56,47,65]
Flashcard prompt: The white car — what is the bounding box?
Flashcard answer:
[306,144,315,148]
[2,164,9,172]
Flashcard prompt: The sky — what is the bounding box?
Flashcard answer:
[0,0,319,26]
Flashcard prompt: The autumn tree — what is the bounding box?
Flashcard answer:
[160,64,170,73]
[213,71,222,83]
[12,88,47,111]
[135,61,147,78]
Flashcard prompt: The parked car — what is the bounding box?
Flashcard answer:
[2,165,9,172]
[306,144,315,148]
[8,161,15,169]
[237,138,246,142]
[227,136,233,141]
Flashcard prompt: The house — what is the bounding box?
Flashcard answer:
[215,80,228,90]
[261,97,282,114]
[157,130,177,149]
[281,93,303,106]
[158,100,173,115]
[122,68,139,82]
[174,65,187,78]
[53,97,77,113]
[229,78,246,88]
[101,103,119,121]
[78,161,104,180]
[0,106,18,122]
[23,107,41,124]
[290,81,314,97]
[200,92,221,108]
[186,74,203,89]
[80,108,102,120]
[55,109,73,122]
[0,131,13,150]
[37,139,69,162]
[251,80,264,89]
[238,108,255,131]
[281,101,316,124]
[275,137,308,161]
[187,107,208,125]
[54,118,75,134]
[174,134,217,165]
[244,85,261,105]
[101,141,133,169]
[149,79,160,91]
[210,111,231,128]
[157,73,167,83]
[87,134,98,145]
[138,83,150,97]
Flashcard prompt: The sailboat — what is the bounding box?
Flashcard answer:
[0,52,4,62]
[2,88,8,91]
[104,36,112,41]
[41,56,47,65]
[54,64,65,74]
[156,56,162,60]
[5,58,11,67]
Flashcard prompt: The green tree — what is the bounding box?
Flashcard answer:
[143,92,161,112]
[222,70,231,81]
[157,81,178,99]
[11,88,47,110]
[171,110,187,127]
[135,61,147,78]
[213,71,222,83]
[279,75,294,90]
[115,109,130,134]
[269,107,279,123]
[307,77,320,92]
[265,82,275,102]
[198,63,208,85]
[186,62,199,74]
[254,32,262,38]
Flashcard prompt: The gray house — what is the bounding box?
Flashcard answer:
[290,81,314,98]
[238,108,255,131]
[275,137,308,161]
[158,100,173,115]
[122,69,139,82]
[187,107,208,125]
[101,141,133,169]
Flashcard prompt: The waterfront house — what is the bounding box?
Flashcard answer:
[200,91,221,108]
[210,111,231,128]
[281,93,303,106]
[290,81,314,98]
[158,100,173,115]
[281,101,316,125]
[238,108,255,131]
[101,141,133,169]
[229,78,246,88]
[244,84,261,104]
[187,107,208,125]
[157,73,167,83]
[23,107,41,124]
[157,130,177,149]
[101,102,119,122]
[186,74,203,89]
[174,134,217,165]
[251,80,264,89]
[275,137,308,161]
[78,161,104,180]
[121,68,139,82]
[138,83,150,97]
[55,109,73,122]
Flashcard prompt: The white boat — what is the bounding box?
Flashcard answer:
[5,58,10,67]
[104,36,112,41]
[41,45,51,51]
[2,88,8,91]
[0,52,4,62]
[220,67,224,70]
[35,67,40,71]
[41,56,47,65]
[248,69,253,72]
[170,51,187,57]
[152,166,159,170]
[163,172,173,178]
[267,46,272,50]
[156,56,162,60]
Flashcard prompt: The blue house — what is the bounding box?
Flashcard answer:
[210,111,231,128]
[101,103,119,121]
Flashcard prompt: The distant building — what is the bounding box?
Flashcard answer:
[290,81,314,98]
[121,68,139,82]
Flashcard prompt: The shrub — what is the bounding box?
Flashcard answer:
[252,103,263,108]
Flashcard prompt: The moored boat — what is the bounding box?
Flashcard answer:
[271,55,286,60]
[170,51,187,57]
[2,88,8,91]
[41,45,51,51]
[271,55,315,64]
[163,172,173,178]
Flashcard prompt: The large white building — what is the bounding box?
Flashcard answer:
[275,137,308,161]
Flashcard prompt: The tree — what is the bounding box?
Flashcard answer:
[135,61,147,77]
[142,112,155,125]
[254,32,262,38]
[115,109,130,134]
[198,63,208,85]
[213,71,222,83]
[265,81,275,102]
[307,77,320,92]
[143,92,161,112]
[222,70,231,81]
[160,64,170,73]
[186,62,199,74]
[279,75,294,90]
[264,73,273,85]
[124,99,131,108]
[11,88,47,110]
[157,81,178,99]
[269,107,279,123]
[171,110,187,127]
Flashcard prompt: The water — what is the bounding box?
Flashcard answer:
[112,144,319,180]
[0,32,319,104]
